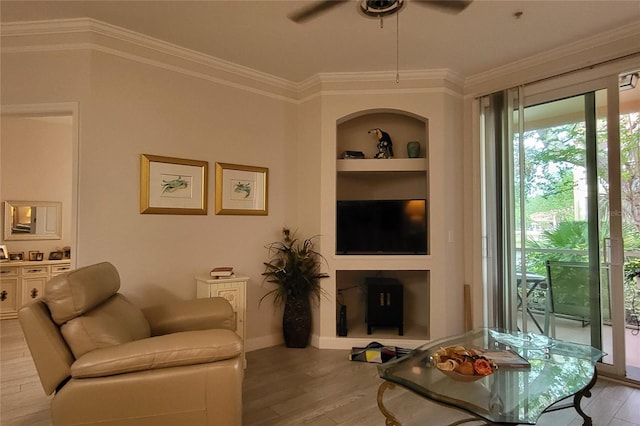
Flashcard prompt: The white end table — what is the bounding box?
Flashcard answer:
[196,275,248,367]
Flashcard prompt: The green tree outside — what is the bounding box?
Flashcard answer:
[518,111,640,324]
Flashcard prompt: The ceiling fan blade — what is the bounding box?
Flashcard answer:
[288,0,350,23]
[414,0,472,13]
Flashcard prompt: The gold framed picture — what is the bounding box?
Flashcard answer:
[140,154,208,215]
[215,163,268,215]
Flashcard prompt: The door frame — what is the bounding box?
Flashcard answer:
[483,75,626,378]
[1,102,80,269]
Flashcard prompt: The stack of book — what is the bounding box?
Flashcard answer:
[210,266,234,278]
[479,349,531,369]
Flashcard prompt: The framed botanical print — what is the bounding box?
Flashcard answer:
[215,163,268,215]
[140,154,208,215]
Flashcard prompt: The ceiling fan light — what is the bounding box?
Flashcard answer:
[359,0,405,18]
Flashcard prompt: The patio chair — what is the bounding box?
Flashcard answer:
[543,261,611,338]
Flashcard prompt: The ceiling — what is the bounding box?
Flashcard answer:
[1,0,640,83]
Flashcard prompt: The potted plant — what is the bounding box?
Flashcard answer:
[260,228,329,348]
[624,258,640,281]
[624,258,640,327]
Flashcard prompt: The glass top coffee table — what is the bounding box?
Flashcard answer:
[377,328,604,425]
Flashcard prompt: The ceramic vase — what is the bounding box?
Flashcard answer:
[282,294,312,348]
[407,141,420,158]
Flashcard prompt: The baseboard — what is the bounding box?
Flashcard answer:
[244,333,283,352]
[600,371,640,389]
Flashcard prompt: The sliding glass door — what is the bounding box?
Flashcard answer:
[482,76,626,377]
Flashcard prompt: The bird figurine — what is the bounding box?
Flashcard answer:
[369,128,394,159]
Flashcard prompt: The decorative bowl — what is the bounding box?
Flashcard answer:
[432,345,496,382]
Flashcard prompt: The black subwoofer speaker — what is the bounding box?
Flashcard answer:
[365,277,403,336]
[338,305,348,336]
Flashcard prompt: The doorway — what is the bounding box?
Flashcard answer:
[1,103,79,268]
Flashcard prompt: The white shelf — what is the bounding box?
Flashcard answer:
[340,321,429,341]
[333,255,432,271]
[337,158,427,173]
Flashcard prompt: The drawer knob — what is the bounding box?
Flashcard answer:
[30,288,39,299]
[0,290,7,301]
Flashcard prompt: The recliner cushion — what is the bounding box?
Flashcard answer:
[45,262,122,325]
[70,329,242,378]
[61,294,151,359]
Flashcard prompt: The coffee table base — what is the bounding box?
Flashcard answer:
[376,382,400,426]
[376,381,498,426]
[538,368,597,426]
[377,370,597,426]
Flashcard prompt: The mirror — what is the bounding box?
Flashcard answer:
[3,201,62,241]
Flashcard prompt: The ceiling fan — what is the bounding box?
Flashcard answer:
[289,0,472,23]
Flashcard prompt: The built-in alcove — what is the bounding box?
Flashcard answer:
[336,171,427,201]
[336,111,428,160]
[327,108,432,345]
[335,110,430,255]
[336,269,430,340]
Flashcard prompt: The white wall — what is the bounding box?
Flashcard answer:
[1,48,297,350]
[292,96,325,338]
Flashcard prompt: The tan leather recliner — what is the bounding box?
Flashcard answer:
[18,262,243,426]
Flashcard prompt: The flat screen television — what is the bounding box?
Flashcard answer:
[336,199,427,255]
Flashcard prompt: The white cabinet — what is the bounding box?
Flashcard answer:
[51,263,72,277]
[20,264,49,306]
[0,266,19,319]
[0,260,72,319]
[196,275,248,366]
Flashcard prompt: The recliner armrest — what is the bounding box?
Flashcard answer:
[143,297,235,336]
[71,329,241,379]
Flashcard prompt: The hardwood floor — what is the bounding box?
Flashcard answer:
[2,318,639,425]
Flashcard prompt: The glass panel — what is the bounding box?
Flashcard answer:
[620,70,640,380]
[514,91,608,355]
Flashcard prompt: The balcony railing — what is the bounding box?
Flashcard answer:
[515,248,640,330]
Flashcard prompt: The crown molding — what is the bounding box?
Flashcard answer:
[1,18,468,101]
[3,17,638,101]
[1,18,300,100]
[298,68,464,91]
[308,68,463,85]
[295,69,465,103]
[464,20,640,96]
